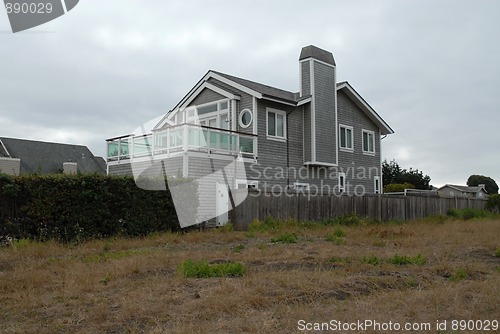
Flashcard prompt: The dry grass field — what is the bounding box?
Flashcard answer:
[1,217,499,333]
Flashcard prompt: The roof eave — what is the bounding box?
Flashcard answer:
[336,82,394,135]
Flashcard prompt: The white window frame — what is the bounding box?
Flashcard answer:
[195,99,230,128]
[235,179,259,189]
[338,172,346,194]
[266,108,287,141]
[239,109,253,129]
[374,176,381,194]
[339,124,354,152]
[362,129,375,155]
[293,182,310,191]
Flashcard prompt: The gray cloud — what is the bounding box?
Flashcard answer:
[1,0,499,187]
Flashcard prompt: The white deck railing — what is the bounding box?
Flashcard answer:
[106,124,257,161]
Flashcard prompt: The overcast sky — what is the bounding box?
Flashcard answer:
[1,0,499,187]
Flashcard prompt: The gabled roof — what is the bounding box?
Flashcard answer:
[157,70,393,135]
[0,137,106,174]
[438,184,488,194]
[212,71,300,103]
[336,81,394,135]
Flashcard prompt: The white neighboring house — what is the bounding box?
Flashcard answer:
[437,184,488,199]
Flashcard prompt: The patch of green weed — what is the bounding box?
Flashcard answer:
[362,256,382,265]
[449,268,467,282]
[271,233,297,244]
[233,244,245,253]
[329,256,352,264]
[177,260,246,278]
[372,240,386,247]
[388,254,426,265]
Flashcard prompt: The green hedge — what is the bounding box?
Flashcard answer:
[0,173,195,242]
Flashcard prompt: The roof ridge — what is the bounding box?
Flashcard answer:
[211,70,299,98]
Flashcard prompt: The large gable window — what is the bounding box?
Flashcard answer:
[267,108,286,140]
[339,125,353,151]
[362,130,375,154]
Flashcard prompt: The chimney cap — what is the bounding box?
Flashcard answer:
[299,45,335,66]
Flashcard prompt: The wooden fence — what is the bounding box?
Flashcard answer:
[230,190,487,230]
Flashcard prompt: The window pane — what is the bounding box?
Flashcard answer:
[369,133,374,152]
[276,114,284,137]
[340,127,346,147]
[363,132,368,151]
[221,115,229,130]
[346,129,352,148]
[197,103,218,115]
[107,142,118,157]
[219,101,228,110]
[268,112,276,136]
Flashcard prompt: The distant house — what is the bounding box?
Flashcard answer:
[0,137,106,175]
[437,184,488,199]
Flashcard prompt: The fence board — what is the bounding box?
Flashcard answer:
[231,191,487,230]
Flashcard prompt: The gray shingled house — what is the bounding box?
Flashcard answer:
[106,45,394,225]
[437,184,488,199]
[0,137,106,175]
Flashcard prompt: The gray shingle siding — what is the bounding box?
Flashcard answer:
[108,156,184,178]
[253,100,291,188]
[301,61,310,96]
[312,61,337,164]
[337,90,381,194]
[303,103,311,162]
[188,88,225,106]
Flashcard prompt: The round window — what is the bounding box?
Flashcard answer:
[239,109,253,128]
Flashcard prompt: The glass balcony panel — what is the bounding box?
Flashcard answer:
[133,136,152,156]
[239,137,254,154]
[107,141,119,158]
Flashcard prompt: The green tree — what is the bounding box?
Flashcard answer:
[486,194,500,212]
[382,159,431,190]
[466,175,498,194]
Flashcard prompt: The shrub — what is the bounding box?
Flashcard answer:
[177,260,246,278]
[0,174,192,242]
[447,208,494,220]
[384,182,415,193]
[495,248,500,258]
[486,194,500,213]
